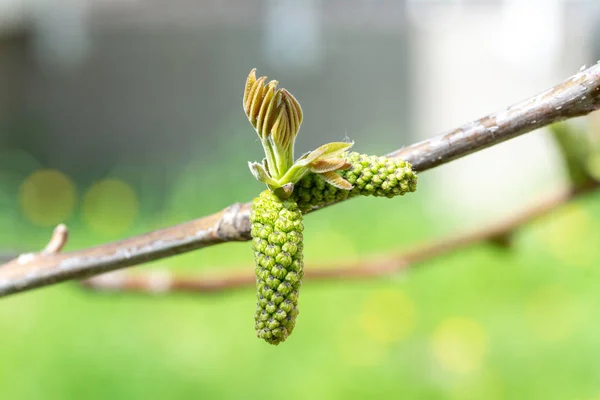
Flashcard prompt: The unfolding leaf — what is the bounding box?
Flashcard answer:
[248,76,267,126]
[271,106,290,149]
[296,141,354,167]
[319,171,354,190]
[256,81,278,137]
[248,161,278,186]
[282,88,303,137]
[297,150,311,161]
[243,68,257,114]
[310,158,351,173]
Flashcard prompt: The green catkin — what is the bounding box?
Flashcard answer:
[251,190,304,345]
[292,152,418,212]
[245,69,419,345]
[250,152,416,345]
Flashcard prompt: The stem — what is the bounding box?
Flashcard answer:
[273,142,296,184]
[273,142,287,178]
[261,138,280,179]
[287,142,295,175]
[279,163,309,185]
[272,140,296,178]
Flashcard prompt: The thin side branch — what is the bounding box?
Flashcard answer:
[43,224,69,254]
[81,182,600,293]
[2,64,600,297]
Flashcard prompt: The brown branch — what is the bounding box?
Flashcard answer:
[2,64,600,297]
[82,182,600,294]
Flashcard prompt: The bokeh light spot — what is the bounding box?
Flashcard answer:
[19,169,77,226]
[524,285,582,343]
[430,317,488,375]
[360,289,416,344]
[82,178,139,237]
[336,315,387,367]
[535,204,599,269]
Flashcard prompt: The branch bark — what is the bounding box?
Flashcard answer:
[81,182,600,293]
[2,64,600,297]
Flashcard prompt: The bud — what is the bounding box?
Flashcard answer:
[245,69,354,192]
[244,69,303,179]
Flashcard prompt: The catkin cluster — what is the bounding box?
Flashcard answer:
[250,190,304,345]
[244,68,419,345]
[292,152,418,212]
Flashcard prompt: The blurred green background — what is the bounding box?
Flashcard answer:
[2,1,600,399]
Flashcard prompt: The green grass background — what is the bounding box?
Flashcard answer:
[1,142,600,400]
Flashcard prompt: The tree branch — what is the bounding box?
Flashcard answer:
[81,182,600,294]
[1,64,600,297]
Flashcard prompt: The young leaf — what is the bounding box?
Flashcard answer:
[296,150,312,161]
[296,141,354,167]
[319,171,354,190]
[248,76,267,128]
[282,89,303,138]
[310,158,351,173]
[256,81,278,138]
[243,68,257,115]
[248,161,278,186]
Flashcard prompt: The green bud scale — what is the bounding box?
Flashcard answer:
[250,189,304,345]
[292,152,418,212]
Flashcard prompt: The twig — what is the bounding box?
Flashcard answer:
[82,182,599,294]
[43,224,69,254]
[1,224,69,277]
[0,224,69,263]
[2,64,600,297]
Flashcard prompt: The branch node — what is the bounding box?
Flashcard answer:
[215,203,252,241]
